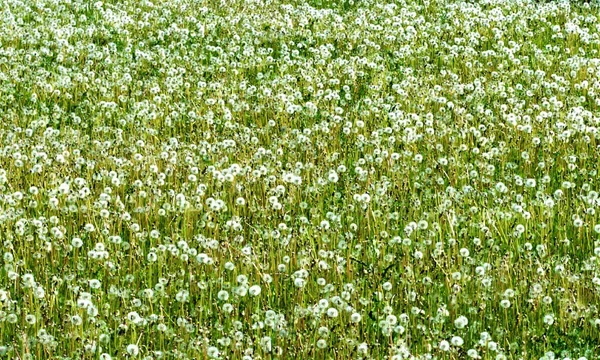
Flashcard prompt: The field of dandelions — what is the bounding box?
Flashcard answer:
[4,0,600,359]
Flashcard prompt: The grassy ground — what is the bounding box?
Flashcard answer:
[1,0,600,359]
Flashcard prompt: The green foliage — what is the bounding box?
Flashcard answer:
[0,0,600,359]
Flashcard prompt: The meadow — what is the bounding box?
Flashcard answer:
[1,0,600,358]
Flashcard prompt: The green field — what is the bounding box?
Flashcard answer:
[1,0,600,358]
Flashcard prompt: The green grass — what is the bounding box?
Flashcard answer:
[1,0,600,359]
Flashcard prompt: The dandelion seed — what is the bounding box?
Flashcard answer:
[326,308,339,318]
[451,336,464,347]
[25,314,36,325]
[249,285,261,296]
[467,349,479,358]
[126,344,139,357]
[217,290,229,301]
[89,279,101,289]
[439,340,450,351]
[454,315,468,329]
[351,312,362,323]
[71,315,82,326]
